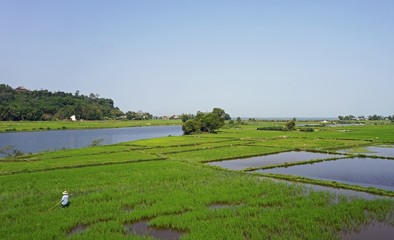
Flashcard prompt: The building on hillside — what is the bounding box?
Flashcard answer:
[15,86,30,93]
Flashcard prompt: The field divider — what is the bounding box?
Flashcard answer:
[0,157,168,176]
[242,156,352,172]
[200,149,291,164]
[161,142,253,155]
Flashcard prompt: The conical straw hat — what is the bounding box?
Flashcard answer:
[62,191,68,195]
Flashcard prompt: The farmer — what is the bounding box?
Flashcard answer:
[61,191,69,208]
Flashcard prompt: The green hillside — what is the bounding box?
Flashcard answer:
[0,84,123,121]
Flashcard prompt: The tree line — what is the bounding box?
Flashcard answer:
[0,84,124,121]
[338,115,394,121]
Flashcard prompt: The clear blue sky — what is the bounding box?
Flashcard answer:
[1,1,393,118]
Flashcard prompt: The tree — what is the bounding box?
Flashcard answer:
[182,119,201,135]
[182,108,228,135]
[236,117,242,124]
[285,118,296,131]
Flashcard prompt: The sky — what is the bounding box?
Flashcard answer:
[1,0,393,118]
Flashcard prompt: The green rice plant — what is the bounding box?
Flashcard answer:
[0,150,161,175]
[167,146,283,163]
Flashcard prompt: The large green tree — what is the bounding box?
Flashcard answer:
[182,108,228,135]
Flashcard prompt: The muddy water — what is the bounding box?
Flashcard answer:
[124,220,183,240]
[67,224,88,236]
[207,151,339,170]
[257,157,394,191]
[341,222,394,240]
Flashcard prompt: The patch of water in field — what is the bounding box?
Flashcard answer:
[257,158,394,191]
[341,221,394,240]
[208,203,241,210]
[263,177,390,201]
[124,220,183,240]
[67,224,88,236]
[338,145,394,158]
[207,151,340,170]
[123,205,134,213]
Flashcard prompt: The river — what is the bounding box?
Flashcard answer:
[0,126,182,155]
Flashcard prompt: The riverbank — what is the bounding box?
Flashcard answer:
[0,119,182,132]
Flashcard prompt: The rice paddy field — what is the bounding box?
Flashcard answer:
[1,121,394,239]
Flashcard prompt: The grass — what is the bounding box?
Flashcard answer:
[1,120,394,239]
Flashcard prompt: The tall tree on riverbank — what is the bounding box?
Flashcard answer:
[182,108,228,135]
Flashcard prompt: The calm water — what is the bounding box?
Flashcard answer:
[256,157,394,191]
[338,145,394,158]
[264,177,391,201]
[0,126,182,155]
[208,151,340,170]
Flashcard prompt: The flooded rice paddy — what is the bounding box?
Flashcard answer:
[338,145,394,158]
[264,177,391,201]
[207,151,340,170]
[341,221,394,240]
[256,157,394,191]
[209,146,394,195]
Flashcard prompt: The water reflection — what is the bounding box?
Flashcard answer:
[208,151,340,170]
[257,157,394,191]
[338,145,394,158]
[0,126,182,155]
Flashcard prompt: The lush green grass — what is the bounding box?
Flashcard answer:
[1,121,394,239]
[2,160,393,239]
[0,119,182,132]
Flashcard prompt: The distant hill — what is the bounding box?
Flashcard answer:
[0,84,124,121]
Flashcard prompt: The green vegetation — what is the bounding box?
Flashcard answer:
[0,84,124,120]
[1,120,394,239]
[182,108,228,134]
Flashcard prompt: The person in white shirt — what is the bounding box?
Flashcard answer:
[61,191,69,208]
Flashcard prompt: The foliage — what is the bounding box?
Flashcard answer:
[125,111,153,120]
[182,108,227,135]
[236,117,242,124]
[0,145,24,158]
[0,84,123,121]
[256,126,285,131]
[299,127,315,132]
[90,138,104,147]
[285,118,296,131]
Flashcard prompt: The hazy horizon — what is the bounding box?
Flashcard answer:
[1,1,393,118]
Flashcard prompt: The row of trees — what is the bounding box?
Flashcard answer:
[0,84,124,121]
[125,111,153,120]
[182,108,229,135]
[338,115,394,121]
